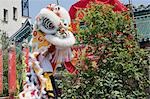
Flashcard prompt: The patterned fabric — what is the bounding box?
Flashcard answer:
[32,30,50,53]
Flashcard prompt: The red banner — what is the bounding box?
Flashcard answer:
[0,49,3,93]
[8,47,17,94]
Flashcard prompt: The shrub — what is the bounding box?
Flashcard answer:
[0,33,24,97]
[59,3,150,99]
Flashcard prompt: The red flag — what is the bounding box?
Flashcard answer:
[0,48,3,93]
[8,47,17,94]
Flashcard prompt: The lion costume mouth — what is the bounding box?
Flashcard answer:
[45,31,76,48]
[42,17,55,30]
[35,8,61,35]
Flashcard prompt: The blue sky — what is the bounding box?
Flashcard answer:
[29,0,76,23]
[121,0,150,5]
[29,0,150,23]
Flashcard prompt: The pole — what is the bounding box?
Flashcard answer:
[8,44,16,99]
[56,0,59,5]
[128,0,131,5]
[128,0,133,17]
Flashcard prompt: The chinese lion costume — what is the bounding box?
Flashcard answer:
[19,4,77,99]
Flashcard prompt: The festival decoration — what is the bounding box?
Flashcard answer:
[69,0,127,20]
[19,4,77,98]
[8,45,17,94]
[69,0,128,34]
[22,44,30,85]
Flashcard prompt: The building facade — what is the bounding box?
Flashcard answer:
[0,0,30,37]
[133,5,150,48]
[133,5,150,39]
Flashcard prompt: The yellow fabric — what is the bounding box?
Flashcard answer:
[33,53,39,58]
[48,92,54,97]
[32,30,50,51]
[32,62,42,74]
[43,72,53,91]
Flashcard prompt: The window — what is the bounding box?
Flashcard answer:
[3,9,8,22]
[22,0,29,17]
[13,7,17,20]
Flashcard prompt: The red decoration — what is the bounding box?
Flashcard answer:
[8,47,17,94]
[0,49,3,93]
[77,10,85,20]
[64,62,78,74]
[69,0,127,20]
[71,22,78,32]
[23,47,30,72]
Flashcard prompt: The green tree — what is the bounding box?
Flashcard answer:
[0,32,9,97]
[59,3,150,99]
[0,33,24,97]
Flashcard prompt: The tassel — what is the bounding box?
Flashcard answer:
[0,48,3,93]
[22,47,30,72]
[22,47,30,85]
[51,47,72,63]
[8,46,17,94]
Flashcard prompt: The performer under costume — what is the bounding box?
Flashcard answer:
[19,4,77,99]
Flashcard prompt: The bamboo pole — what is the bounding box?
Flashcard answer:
[56,0,59,5]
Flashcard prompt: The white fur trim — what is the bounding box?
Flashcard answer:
[59,6,71,24]
[51,47,72,63]
[45,31,76,47]
[53,5,71,24]
[36,8,61,34]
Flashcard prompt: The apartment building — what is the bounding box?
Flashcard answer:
[0,0,30,37]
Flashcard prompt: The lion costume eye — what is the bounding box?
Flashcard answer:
[58,7,60,10]
[64,23,67,26]
[54,6,60,11]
